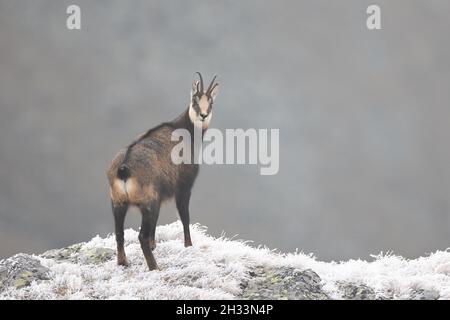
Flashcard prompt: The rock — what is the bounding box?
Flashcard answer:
[77,248,115,265]
[410,288,439,300]
[240,266,329,300]
[338,282,376,300]
[41,243,82,261]
[0,246,114,296]
[0,254,50,292]
[41,244,114,265]
[0,224,446,299]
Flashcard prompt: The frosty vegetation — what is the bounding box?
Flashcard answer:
[1,222,450,300]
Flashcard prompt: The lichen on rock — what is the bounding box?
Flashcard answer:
[41,244,114,265]
[77,247,115,265]
[239,266,329,300]
[337,282,376,300]
[0,254,50,292]
[41,243,82,261]
[409,288,440,300]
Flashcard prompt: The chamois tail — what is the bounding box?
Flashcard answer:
[117,164,131,181]
[117,142,136,181]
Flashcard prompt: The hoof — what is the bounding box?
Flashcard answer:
[148,264,160,271]
[117,256,129,267]
[118,260,129,267]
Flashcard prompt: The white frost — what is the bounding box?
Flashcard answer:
[1,221,450,299]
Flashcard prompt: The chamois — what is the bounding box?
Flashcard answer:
[107,73,219,271]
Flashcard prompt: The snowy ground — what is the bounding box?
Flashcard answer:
[1,221,450,299]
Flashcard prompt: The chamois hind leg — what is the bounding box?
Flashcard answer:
[112,201,129,266]
[139,201,161,271]
[148,203,160,251]
[176,189,193,247]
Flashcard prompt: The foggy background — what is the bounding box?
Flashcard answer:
[1,0,449,261]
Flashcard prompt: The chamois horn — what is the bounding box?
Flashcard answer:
[206,75,217,96]
[195,72,204,93]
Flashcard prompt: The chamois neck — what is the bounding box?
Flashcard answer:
[172,108,193,131]
[171,107,207,137]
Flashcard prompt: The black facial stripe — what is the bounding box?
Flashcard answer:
[192,101,201,113]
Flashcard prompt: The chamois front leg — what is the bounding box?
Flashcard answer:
[112,202,129,267]
[139,201,160,271]
[176,190,193,247]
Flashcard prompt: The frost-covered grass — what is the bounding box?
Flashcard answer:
[1,221,450,299]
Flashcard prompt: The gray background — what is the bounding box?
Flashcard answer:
[1,0,449,261]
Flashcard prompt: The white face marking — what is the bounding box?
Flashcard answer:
[198,95,209,114]
[189,94,213,129]
[189,103,198,123]
[202,111,212,129]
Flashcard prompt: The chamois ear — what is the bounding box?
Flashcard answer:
[210,83,219,101]
[191,80,200,98]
